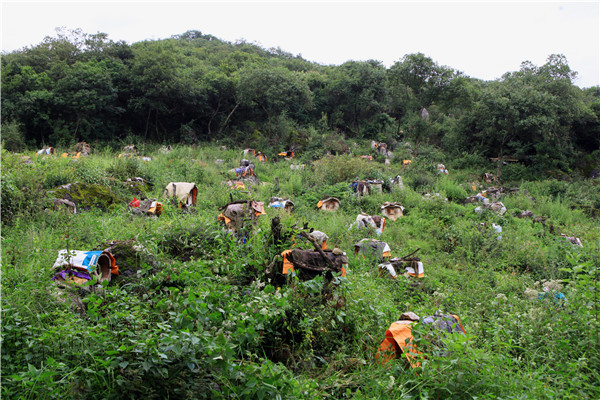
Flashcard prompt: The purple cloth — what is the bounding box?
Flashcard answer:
[52,269,92,281]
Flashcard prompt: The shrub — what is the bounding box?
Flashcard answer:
[500,162,531,183]
[307,155,374,187]
[435,176,468,202]
[1,121,26,152]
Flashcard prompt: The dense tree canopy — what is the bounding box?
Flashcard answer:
[2,28,599,174]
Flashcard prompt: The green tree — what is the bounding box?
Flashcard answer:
[461,55,588,177]
[237,66,313,134]
[321,60,390,137]
[388,53,455,110]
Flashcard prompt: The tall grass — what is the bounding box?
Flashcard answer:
[2,143,599,399]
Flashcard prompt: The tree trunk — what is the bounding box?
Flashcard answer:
[219,103,239,135]
[144,107,151,141]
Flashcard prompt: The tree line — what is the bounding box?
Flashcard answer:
[2,28,599,173]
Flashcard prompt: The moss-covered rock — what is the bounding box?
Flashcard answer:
[48,182,121,210]
[123,177,152,197]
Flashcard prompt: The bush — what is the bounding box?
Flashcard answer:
[500,162,532,183]
[449,151,488,170]
[435,176,468,202]
[1,121,26,152]
[306,155,374,187]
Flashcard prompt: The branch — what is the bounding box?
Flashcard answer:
[399,247,421,260]
[299,231,335,269]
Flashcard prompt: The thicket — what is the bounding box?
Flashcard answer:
[2,145,599,399]
[2,28,600,178]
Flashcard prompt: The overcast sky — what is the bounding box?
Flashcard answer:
[2,1,599,88]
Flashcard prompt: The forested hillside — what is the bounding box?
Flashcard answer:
[2,28,600,177]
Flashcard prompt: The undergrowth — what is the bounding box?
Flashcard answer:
[2,144,599,399]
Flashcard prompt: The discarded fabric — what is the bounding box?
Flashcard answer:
[52,249,118,283]
[354,239,391,259]
[163,182,198,208]
[376,312,465,367]
[281,248,348,277]
[349,213,385,236]
[309,230,329,249]
[381,202,405,221]
[268,197,294,212]
[317,197,341,211]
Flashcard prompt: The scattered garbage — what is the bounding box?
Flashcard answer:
[290,164,305,170]
[381,202,405,221]
[423,193,448,202]
[268,197,294,212]
[526,280,567,306]
[309,230,329,249]
[128,197,163,216]
[390,175,404,189]
[351,180,384,196]
[478,222,503,241]
[485,186,522,200]
[561,234,583,247]
[223,180,245,190]
[61,152,84,160]
[163,182,198,209]
[437,163,449,174]
[73,142,91,156]
[317,197,341,211]
[37,146,55,155]
[52,249,118,284]
[482,172,497,183]
[281,247,348,278]
[377,248,423,278]
[349,213,386,236]
[360,155,373,161]
[464,191,488,204]
[218,200,266,234]
[119,145,137,158]
[492,223,503,240]
[376,311,466,367]
[236,159,259,183]
[278,150,294,159]
[371,140,389,156]
[256,152,267,162]
[243,148,256,156]
[354,239,392,259]
[475,201,507,215]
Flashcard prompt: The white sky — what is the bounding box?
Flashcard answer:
[2,1,599,88]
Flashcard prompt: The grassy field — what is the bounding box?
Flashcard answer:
[1,144,599,399]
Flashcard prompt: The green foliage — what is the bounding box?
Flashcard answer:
[435,176,468,202]
[2,32,600,398]
[306,155,377,187]
[50,182,121,210]
[2,29,598,177]
[1,120,26,152]
[2,145,599,399]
